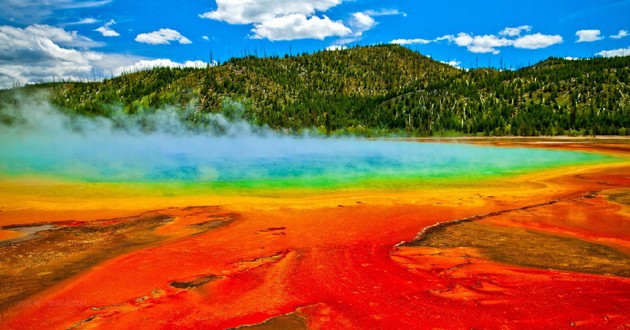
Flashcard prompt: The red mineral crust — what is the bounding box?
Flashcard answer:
[1,141,629,329]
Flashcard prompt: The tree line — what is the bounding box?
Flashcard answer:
[47,44,630,136]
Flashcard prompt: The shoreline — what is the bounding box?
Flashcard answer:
[385,135,630,158]
[2,141,628,227]
[378,135,630,145]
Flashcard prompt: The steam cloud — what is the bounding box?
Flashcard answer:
[0,91,606,187]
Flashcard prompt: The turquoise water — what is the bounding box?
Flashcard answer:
[0,132,616,189]
[0,104,618,190]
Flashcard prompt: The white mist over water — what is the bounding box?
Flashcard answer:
[0,92,609,185]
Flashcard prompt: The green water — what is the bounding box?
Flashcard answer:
[0,133,619,192]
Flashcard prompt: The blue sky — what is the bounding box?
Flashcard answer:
[0,0,629,88]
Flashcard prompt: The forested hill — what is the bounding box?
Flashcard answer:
[46,45,630,136]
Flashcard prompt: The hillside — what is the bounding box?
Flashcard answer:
[26,45,630,136]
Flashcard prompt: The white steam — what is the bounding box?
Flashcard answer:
[0,91,604,186]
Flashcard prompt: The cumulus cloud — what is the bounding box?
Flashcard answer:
[611,30,628,39]
[337,9,404,45]
[336,11,377,44]
[351,12,376,32]
[113,59,212,75]
[499,25,531,37]
[0,24,212,88]
[251,14,350,41]
[135,28,192,45]
[325,45,348,51]
[200,0,342,24]
[1,0,111,23]
[94,19,119,37]
[0,24,142,88]
[513,33,563,49]
[200,1,402,42]
[576,29,603,42]
[443,33,512,54]
[596,46,630,58]
[200,0,365,41]
[19,24,101,48]
[393,26,562,54]
[441,60,462,69]
[391,38,432,45]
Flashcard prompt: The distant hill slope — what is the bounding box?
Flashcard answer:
[21,45,630,136]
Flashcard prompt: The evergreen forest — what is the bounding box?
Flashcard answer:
[5,44,630,136]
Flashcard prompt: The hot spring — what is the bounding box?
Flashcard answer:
[0,109,616,192]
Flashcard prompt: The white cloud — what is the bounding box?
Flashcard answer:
[611,30,629,39]
[576,29,603,42]
[66,17,99,25]
[199,0,355,41]
[94,19,119,37]
[25,24,102,48]
[396,26,562,54]
[343,12,376,42]
[364,9,406,17]
[199,0,342,24]
[113,59,213,76]
[596,46,630,58]
[441,60,462,69]
[351,12,376,31]
[251,14,350,41]
[513,33,563,49]
[435,35,452,42]
[0,24,213,89]
[340,9,405,45]
[445,33,512,54]
[199,1,402,43]
[1,0,112,23]
[499,25,532,37]
[135,28,192,45]
[325,45,348,51]
[391,38,432,45]
[0,24,141,88]
[202,36,210,41]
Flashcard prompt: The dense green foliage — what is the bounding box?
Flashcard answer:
[36,45,630,136]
